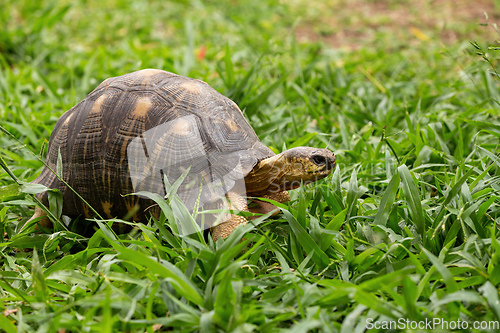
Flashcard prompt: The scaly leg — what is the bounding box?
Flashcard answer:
[248,191,290,217]
[24,206,52,230]
[211,192,248,241]
[210,191,291,241]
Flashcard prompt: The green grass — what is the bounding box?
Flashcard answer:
[1,0,500,331]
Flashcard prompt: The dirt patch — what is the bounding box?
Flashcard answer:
[293,0,500,49]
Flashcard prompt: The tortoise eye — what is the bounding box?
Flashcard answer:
[311,155,327,166]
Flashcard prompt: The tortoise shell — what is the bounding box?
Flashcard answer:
[34,69,274,222]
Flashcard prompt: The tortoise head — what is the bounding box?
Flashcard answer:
[246,147,336,194]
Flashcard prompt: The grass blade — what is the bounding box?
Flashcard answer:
[398,165,425,237]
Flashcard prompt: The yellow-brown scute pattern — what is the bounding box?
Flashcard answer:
[82,204,91,218]
[138,69,164,77]
[226,119,238,131]
[171,117,192,135]
[133,97,153,117]
[102,201,113,218]
[179,80,203,93]
[90,94,107,114]
[125,200,140,221]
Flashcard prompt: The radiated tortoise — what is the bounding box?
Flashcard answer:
[28,69,336,240]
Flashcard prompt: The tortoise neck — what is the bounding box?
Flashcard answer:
[244,153,287,195]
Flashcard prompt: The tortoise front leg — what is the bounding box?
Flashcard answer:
[24,206,52,230]
[210,191,248,241]
[210,191,290,241]
[248,191,290,217]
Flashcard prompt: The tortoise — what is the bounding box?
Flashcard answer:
[28,69,336,240]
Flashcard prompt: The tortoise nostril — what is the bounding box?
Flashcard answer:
[311,155,327,166]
